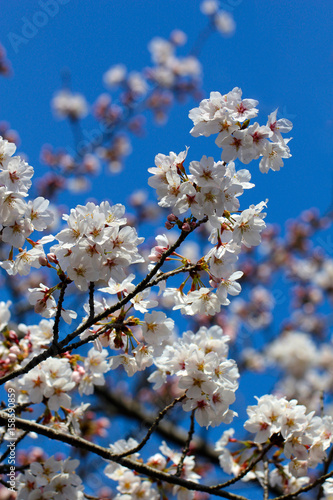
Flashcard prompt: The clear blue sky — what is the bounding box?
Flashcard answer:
[1,0,332,227]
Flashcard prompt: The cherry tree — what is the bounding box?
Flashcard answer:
[0,2,332,499]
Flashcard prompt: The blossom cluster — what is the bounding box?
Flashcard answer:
[16,458,85,500]
[47,25,205,184]
[149,325,239,427]
[213,394,333,495]
[244,395,333,476]
[148,158,267,315]
[0,137,54,275]
[3,72,331,500]
[104,438,200,500]
[79,296,175,377]
[49,202,144,291]
[189,87,293,173]
[145,88,293,317]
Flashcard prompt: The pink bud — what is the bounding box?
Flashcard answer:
[8,331,18,343]
[71,371,82,383]
[38,255,49,266]
[167,214,178,222]
[9,345,20,355]
[182,222,191,232]
[77,365,85,375]
[165,221,174,230]
[47,253,58,264]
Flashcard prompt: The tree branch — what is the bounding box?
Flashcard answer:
[116,394,186,458]
[272,468,333,500]
[94,385,220,465]
[176,409,195,477]
[0,219,207,386]
[52,279,68,345]
[0,411,249,500]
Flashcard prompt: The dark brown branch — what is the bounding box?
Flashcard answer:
[94,385,220,465]
[0,415,42,464]
[272,468,333,500]
[88,282,95,321]
[316,445,333,500]
[0,219,207,386]
[0,478,11,490]
[0,411,249,500]
[210,443,274,491]
[176,409,195,477]
[52,279,68,345]
[117,394,186,458]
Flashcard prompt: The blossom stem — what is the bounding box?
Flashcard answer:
[175,409,196,477]
[116,394,186,458]
[52,279,68,346]
[0,411,249,500]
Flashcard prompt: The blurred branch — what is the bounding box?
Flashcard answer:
[0,410,249,500]
[95,385,220,465]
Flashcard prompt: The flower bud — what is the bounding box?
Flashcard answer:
[167,214,178,222]
[8,331,19,344]
[47,253,58,264]
[38,256,49,267]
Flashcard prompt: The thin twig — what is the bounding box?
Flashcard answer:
[0,411,248,500]
[94,386,220,464]
[190,20,216,58]
[147,263,197,288]
[176,409,195,477]
[316,445,333,500]
[116,394,186,458]
[273,469,333,500]
[210,443,274,491]
[88,282,95,321]
[0,218,207,386]
[52,279,68,345]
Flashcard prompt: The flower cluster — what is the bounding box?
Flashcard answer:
[0,137,54,275]
[148,134,269,315]
[79,293,175,377]
[50,202,144,291]
[189,88,293,173]
[6,345,109,413]
[52,90,88,121]
[146,33,201,91]
[244,395,333,476]
[16,458,85,500]
[201,0,236,36]
[104,438,200,500]
[149,325,239,427]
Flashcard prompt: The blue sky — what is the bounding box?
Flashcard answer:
[1,0,332,228]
